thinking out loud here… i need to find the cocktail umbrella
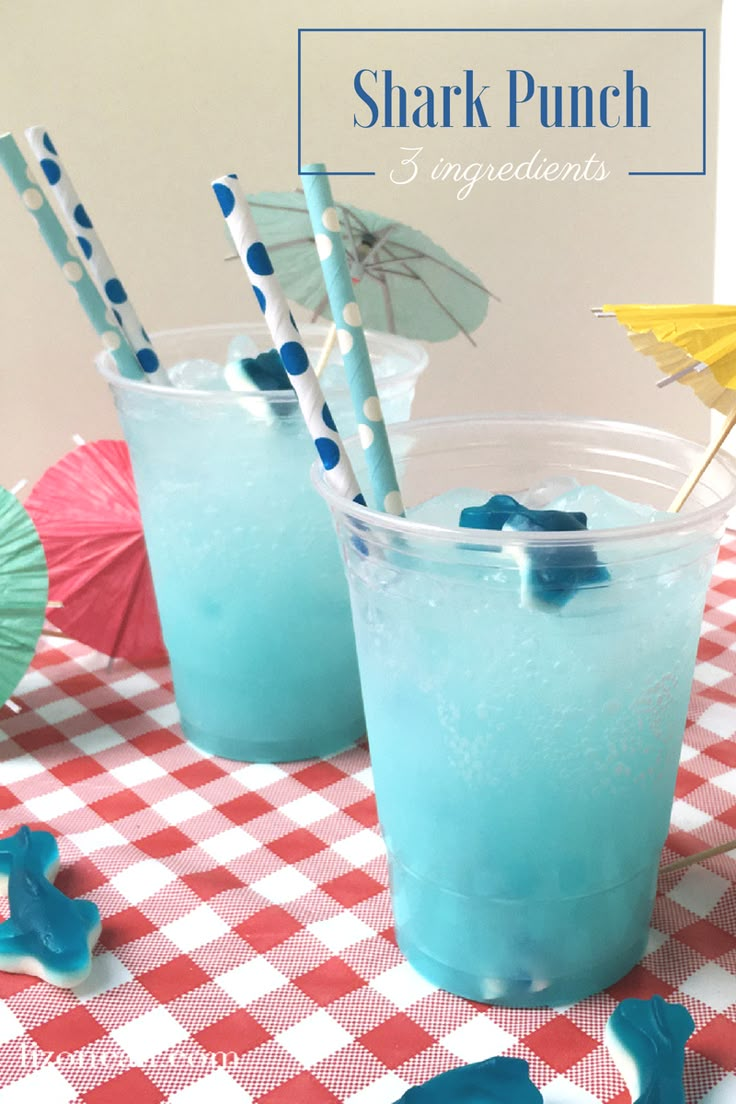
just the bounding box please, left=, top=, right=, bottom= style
left=596, top=304, right=736, bottom=512
left=600, top=304, right=736, bottom=412
left=227, top=190, right=493, bottom=344
left=25, top=440, right=166, bottom=664
left=0, top=488, right=48, bottom=705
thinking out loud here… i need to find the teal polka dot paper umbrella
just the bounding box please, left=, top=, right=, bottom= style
left=226, top=188, right=494, bottom=345
left=0, top=488, right=48, bottom=707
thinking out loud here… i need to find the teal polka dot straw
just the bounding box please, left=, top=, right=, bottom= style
left=24, top=126, right=163, bottom=379
left=211, top=173, right=366, bottom=506
left=302, top=164, right=405, bottom=517
left=0, top=133, right=142, bottom=381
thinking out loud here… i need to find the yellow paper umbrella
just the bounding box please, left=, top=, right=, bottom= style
left=597, top=304, right=736, bottom=511
left=601, top=304, right=736, bottom=414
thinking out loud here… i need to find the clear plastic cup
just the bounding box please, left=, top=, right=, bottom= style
left=98, top=322, right=426, bottom=762
left=313, top=414, right=736, bottom=1005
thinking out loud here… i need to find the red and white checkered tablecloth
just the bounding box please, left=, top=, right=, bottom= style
left=3, top=544, right=736, bottom=1104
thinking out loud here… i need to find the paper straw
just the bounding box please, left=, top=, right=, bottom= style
left=0, top=133, right=143, bottom=381
left=302, top=164, right=404, bottom=517
left=211, top=173, right=365, bottom=506
left=25, top=126, right=162, bottom=377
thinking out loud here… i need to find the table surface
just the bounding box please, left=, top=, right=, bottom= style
left=3, top=547, right=736, bottom=1104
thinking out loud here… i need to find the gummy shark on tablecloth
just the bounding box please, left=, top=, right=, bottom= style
left=0, top=825, right=101, bottom=988
left=390, top=996, right=694, bottom=1103
left=392, top=1056, right=543, bottom=1102
left=459, top=493, right=610, bottom=609
left=0, top=825, right=60, bottom=893
left=605, top=994, right=695, bottom=1104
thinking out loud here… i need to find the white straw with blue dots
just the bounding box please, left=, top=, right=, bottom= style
left=0, top=132, right=143, bottom=381
left=24, top=126, right=164, bottom=381
left=211, top=173, right=366, bottom=506
left=303, top=165, right=405, bottom=517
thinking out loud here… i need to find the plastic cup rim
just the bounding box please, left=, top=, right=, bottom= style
left=96, top=320, right=428, bottom=403
left=311, top=412, right=736, bottom=548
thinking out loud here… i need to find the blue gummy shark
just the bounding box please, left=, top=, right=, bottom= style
left=0, top=825, right=101, bottom=988
left=605, top=994, right=695, bottom=1104
left=238, top=349, right=292, bottom=389
left=232, top=349, right=295, bottom=419
left=0, top=826, right=59, bottom=892
left=459, top=493, right=610, bottom=608
left=393, top=1056, right=543, bottom=1103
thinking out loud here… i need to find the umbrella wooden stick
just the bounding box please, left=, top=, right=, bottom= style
left=661, top=837, right=736, bottom=874
left=225, top=266, right=338, bottom=378
left=314, top=323, right=337, bottom=378
left=669, top=406, right=736, bottom=512
left=379, top=277, right=396, bottom=333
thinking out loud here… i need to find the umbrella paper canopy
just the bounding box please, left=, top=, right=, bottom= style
left=603, top=304, right=736, bottom=414
left=25, top=440, right=166, bottom=664
left=236, top=190, right=493, bottom=344
left=0, top=488, right=48, bottom=704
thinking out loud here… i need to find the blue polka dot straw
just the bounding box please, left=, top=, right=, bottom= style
left=24, top=126, right=164, bottom=380
left=211, top=173, right=366, bottom=506
left=0, top=133, right=142, bottom=381
left=302, top=164, right=405, bottom=517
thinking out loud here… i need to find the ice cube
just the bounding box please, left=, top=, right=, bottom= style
left=168, top=359, right=227, bottom=390
left=408, top=488, right=492, bottom=528
left=548, top=485, right=673, bottom=530
left=226, top=333, right=259, bottom=363
left=317, top=358, right=343, bottom=391
left=519, top=476, right=581, bottom=509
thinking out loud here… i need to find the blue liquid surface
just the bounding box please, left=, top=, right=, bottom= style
left=345, top=486, right=717, bottom=1005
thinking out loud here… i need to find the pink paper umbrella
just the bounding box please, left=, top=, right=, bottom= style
left=25, top=440, right=166, bottom=664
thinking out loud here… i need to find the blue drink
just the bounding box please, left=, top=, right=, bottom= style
left=99, top=323, right=426, bottom=762
left=316, top=416, right=736, bottom=1005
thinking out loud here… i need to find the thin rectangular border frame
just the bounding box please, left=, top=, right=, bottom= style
left=297, top=27, right=707, bottom=178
